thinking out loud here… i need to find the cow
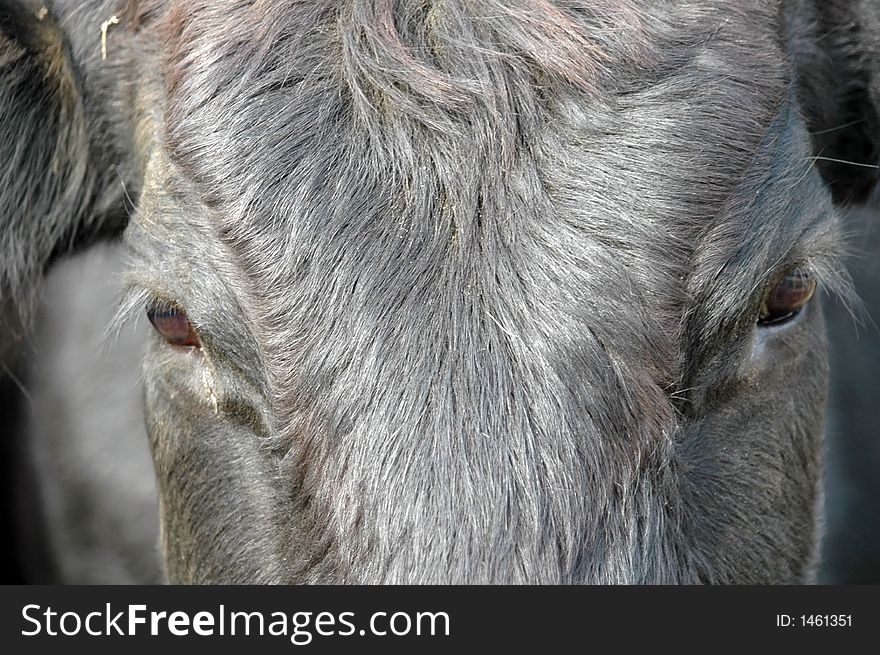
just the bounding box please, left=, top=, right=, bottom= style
left=1, top=0, right=878, bottom=583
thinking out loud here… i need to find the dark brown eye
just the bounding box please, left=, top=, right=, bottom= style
left=758, top=267, right=817, bottom=326
left=146, top=305, right=202, bottom=349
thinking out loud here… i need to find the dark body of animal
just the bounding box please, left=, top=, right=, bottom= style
left=1, top=0, right=878, bottom=583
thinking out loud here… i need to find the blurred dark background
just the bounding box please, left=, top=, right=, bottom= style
left=820, top=205, right=880, bottom=584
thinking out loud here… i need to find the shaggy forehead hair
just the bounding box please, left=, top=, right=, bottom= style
left=129, top=0, right=824, bottom=582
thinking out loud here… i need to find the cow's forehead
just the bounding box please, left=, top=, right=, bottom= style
left=157, top=1, right=788, bottom=199
left=160, top=17, right=784, bottom=242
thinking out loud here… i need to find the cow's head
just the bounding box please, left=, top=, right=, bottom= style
left=2, top=0, right=875, bottom=583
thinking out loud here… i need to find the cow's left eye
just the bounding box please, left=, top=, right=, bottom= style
left=146, top=305, right=202, bottom=349
left=758, top=267, right=817, bottom=326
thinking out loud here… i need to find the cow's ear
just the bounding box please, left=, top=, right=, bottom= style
left=789, top=0, right=880, bottom=205
left=1, top=2, right=99, bottom=349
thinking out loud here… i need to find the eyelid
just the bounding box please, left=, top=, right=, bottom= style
left=146, top=303, right=203, bottom=349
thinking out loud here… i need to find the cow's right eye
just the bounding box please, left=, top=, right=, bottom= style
left=146, top=305, right=202, bottom=349
left=757, top=267, right=817, bottom=327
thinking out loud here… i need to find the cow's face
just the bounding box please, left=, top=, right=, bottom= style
left=124, top=1, right=849, bottom=583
